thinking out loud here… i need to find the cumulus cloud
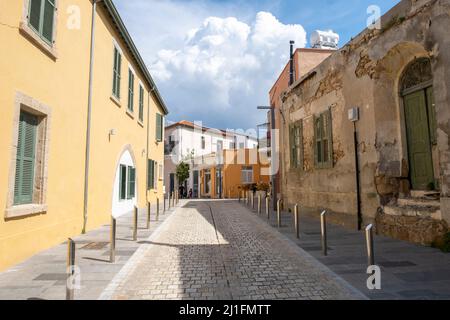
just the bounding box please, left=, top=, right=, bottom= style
left=150, top=11, right=307, bottom=130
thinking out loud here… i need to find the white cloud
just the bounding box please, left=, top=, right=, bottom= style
left=150, top=11, right=307, bottom=129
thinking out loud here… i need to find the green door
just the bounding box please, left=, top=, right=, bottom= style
left=404, top=90, right=434, bottom=190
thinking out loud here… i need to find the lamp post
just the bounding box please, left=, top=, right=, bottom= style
left=257, top=105, right=277, bottom=212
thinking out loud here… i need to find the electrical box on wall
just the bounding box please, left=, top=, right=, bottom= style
left=348, top=107, right=360, bottom=122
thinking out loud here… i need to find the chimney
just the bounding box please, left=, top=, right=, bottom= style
left=289, top=40, right=295, bottom=86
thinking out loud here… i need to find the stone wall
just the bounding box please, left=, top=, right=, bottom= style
left=279, top=0, right=450, bottom=242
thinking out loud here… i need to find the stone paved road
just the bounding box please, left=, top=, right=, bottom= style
left=105, top=200, right=365, bottom=300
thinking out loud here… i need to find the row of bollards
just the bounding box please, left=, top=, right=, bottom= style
left=238, top=195, right=376, bottom=268
left=66, top=194, right=179, bottom=300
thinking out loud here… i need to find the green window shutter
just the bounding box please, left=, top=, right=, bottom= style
left=28, top=0, right=55, bottom=44
left=127, top=166, right=136, bottom=199
left=139, top=86, right=144, bottom=122
left=119, top=164, right=127, bottom=200
left=113, top=47, right=122, bottom=98
left=289, top=124, right=295, bottom=168
left=296, top=121, right=304, bottom=170
left=128, top=70, right=134, bottom=112
left=324, top=109, right=333, bottom=168
left=14, top=112, right=38, bottom=205
left=156, top=114, right=163, bottom=142
left=313, top=115, right=320, bottom=168
left=148, top=160, right=155, bottom=190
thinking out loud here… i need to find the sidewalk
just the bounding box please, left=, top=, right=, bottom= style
left=0, top=200, right=182, bottom=300
left=243, top=198, right=450, bottom=300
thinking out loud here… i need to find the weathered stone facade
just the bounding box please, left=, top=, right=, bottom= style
left=280, top=0, right=450, bottom=245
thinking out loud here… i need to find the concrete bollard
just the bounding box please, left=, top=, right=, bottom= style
left=321, top=211, right=327, bottom=256
left=294, top=204, right=300, bottom=239
left=66, top=238, right=76, bottom=300
left=365, top=224, right=375, bottom=267
left=110, top=217, right=116, bottom=263
left=133, top=206, right=138, bottom=241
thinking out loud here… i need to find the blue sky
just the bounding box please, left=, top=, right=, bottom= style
left=114, top=0, right=400, bottom=130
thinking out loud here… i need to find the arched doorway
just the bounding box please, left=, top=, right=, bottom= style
left=401, top=58, right=437, bottom=191
left=112, top=146, right=138, bottom=218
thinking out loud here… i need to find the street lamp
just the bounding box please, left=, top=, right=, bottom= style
left=257, top=105, right=277, bottom=211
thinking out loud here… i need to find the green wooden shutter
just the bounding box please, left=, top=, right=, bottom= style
left=296, top=121, right=304, bottom=170
left=313, top=115, right=320, bottom=168
left=28, top=0, right=42, bottom=32
left=28, top=0, right=55, bottom=44
left=128, top=70, right=134, bottom=112
left=289, top=124, right=295, bottom=168
left=156, top=114, right=163, bottom=142
left=139, top=86, right=144, bottom=122
left=148, top=160, right=155, bottom=190
left=324, top=109, right=333, bottom=168
left=119, top=164, right=127, bottom=200
left=113, top=47, right=122, bottom=98
left=127, top=166, right=136, bottom=199
left=14, top=112, right=38, bottom=205
left=42, top=0, right=55, bottom=43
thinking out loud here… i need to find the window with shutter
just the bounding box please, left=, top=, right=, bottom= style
left=314, top=109, right=333, bottom=169
left=289, top=120, right=303, bottom=169
left=14, top=112, right=38, bottom=205
left=112, top=46, right=122, bottom=98
left=127, top=166, right=136, bottom=199
left=128, top=69, right=135, bottom=112
left=119, top=164, right=127, bottom=200
left=28, top=0, right=56, bottom=45
left=154, top=161, right=158, bottom=189
left=147, top=159, right=155, bottom=190
left=156, top=114, right=163, bottom=142
left=138, top=85, right=144, bottom=122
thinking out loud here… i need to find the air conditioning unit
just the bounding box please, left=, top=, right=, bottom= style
left=310, top=30, right=339, bottom=50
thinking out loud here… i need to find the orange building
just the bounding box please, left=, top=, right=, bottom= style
left=194, top=149, right=270, bottom=199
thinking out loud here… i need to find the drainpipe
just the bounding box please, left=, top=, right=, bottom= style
left=289, top=40, right=295, bottom=86
left=353, top=121, right=363, bottom=230
left=82, top=0, right=101, bottom=233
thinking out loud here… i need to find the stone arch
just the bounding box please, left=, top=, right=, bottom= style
left=111, top=144, right=139, bottom=218
left=372, top=41, right=432, bottom=198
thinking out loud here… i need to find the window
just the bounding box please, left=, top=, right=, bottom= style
left=28, top=0, right=56, bottom=45
left=127, top=69, right=135, bottom=112
left=217, top=140, right=223, bottom=152
left=147, top=159, right=156, bottom=190
left=155, top=114, right=163, bottom=142
left=127, top=166, right=136, bottom=199
left=119, top=165, right=127, bottom=200
left=138, top=85, right=144, bottom=122
left=314, top=109, right=333, bottom=169
left=239, top=142, right=245, bottom=149
left=201, top=136, right=206, bottom=149
left=230, top=142, right=236, bottom=149
left=14, top=111, right=38, bottom=205
left=289, top=120, right=303, bottom=169
left=241, top=166, right=253, bottom=184
left=112, top=46, right=122, bottom=98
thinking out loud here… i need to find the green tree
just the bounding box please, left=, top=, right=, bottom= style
left=176, top=161, right=190, bottom=185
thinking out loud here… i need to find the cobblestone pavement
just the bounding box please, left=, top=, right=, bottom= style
left=106, top=200, right=365, bottom=300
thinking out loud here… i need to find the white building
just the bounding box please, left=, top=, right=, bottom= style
left=164, top=120, right=258, bottom=197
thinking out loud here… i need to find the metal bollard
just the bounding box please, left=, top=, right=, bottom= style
left=157, top=198, right=160, bottom=221
left=294, top=204, right=300, bottom=239
left=277, top=199, right=282, bottom=228
left=365, top=224, right=375, bottom=267
left=238, top=191, right=241, bottom=203
left=66, top=238, right=76, bottom=300
left=147, top=202, right=151, bottom=229
left=251, top=193, right=255, bottom=210
left=321, top=211, right=327, bottom=256
left=133, top=206, right=138, bottom=241
left=164, top=195, right=166, bottom=213
left=110, top=217, right=116, bottom=263
left=266, top=196, right=270, bottom=220
left=258, top=194, right=261, bottom=215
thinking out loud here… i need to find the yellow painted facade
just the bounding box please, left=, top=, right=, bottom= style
left=0, top=0, right=168, bottom=271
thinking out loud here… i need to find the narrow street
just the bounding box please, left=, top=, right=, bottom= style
left=104, top=200, right=364, bottom=300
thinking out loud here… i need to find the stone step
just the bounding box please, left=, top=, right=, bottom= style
left=383, top=205, right=441, bottom=220
left=410, top=190, right=440, bottom=199
left=397, top=197, right=440, bottom=209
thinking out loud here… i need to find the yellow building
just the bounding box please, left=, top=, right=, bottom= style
left=0, top=0, right=168, bottom=271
